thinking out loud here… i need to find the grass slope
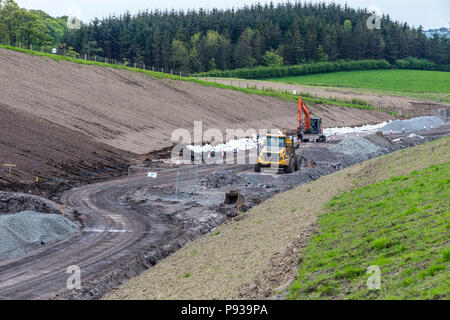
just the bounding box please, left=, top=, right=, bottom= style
left=290, top=163, right=450, bottom=300
left=0, top=45, right=388, bottom=113
left=106, top=137, right=449, bottom=300
left=267, top=70, right=450, bottom=103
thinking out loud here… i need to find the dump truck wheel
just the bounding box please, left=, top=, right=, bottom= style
left=284, top=158, right=294, bottom=174
left=254, top=164, right=261, bottom=172
left=294, top=155, right=300, bottom=171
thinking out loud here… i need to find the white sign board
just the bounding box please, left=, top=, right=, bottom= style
left=293, top=90, right=297, bottom=95
left=148, top=172, right=157, bottom=178
left=52, top=48, right=57, bottom=54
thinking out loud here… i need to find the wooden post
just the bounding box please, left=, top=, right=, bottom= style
left=179, top=71, right=182, bottom=77
left=171, top=69, right=173, bottom=75
left=94, top=56, right=97, bottom=62
left=3, top=164, right=16, bottom=175
left=30, top=44, right=32, bottom=51
left=84, top=54, right=87, bottom=61
left=143, top=64, right=145, bottom=70
left=19, top=42, right=22, bottom=48
left=64, top=48, right=66, bottom=56
left=134, top=62, right=136, bottom=68
left=152, top=66, right=154, bottom=71
left=162, top=67, right=164, bottom=73
left=41, top=46, right=44, bottom=53
left=7, top=39, right=10, bottom=46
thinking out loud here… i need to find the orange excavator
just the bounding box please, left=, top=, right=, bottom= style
left=297, top=97, right=326, bottom=143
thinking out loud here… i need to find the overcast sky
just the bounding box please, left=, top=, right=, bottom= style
left=16, top=0, right=450, bottom=29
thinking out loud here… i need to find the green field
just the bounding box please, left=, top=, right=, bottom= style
left=267, top=70, right=450, bottom=103
left=289, top=162, right=450, bottom=300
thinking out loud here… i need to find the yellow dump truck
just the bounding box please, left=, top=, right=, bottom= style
left=254, top=133, right=301, bottom=173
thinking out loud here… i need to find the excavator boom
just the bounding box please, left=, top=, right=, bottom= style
left=297, top=96, right=326, bottom=143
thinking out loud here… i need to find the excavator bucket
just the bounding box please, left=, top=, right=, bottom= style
left=224, top=190, right=245, bottom=210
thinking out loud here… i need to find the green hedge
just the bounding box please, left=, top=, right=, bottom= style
left=394, top=57, right=450, bottom=72
left=195, top=59, right=391, bottom=79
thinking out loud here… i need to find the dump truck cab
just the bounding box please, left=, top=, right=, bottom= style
left=255, top=133, right=301, bottom=173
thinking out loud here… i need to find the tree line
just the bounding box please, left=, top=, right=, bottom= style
left=1, top=1, right=449, bottom=74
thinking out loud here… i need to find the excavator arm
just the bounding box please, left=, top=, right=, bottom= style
left=297, top=97, right=311, bottom=135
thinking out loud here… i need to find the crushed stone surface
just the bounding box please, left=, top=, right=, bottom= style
left=0, top=211, right=80, bottom=261
left=330, top=136, right=383, bottom=159
left=200, top=170, right=254, bottom=189
left=381, top=116, right=443, bottom=133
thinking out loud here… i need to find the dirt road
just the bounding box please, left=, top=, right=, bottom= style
left=0, top=164, right=245, bottom=300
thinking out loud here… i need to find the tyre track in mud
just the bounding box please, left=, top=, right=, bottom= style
left=0, top=164, right=247, bottom=300
left=0, top=126, right=448, bottom=300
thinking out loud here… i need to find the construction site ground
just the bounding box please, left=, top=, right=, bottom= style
left=1, top=124, right=448, bottom=300
left=0, top=48, right=449, bottom=300
left=0, top=48, right=399, bottom=193
left=106, top=134, right=449, bottom=300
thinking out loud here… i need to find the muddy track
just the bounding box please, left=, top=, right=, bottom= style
left=0, top=164, right=248, bottom=300
left=0, top=127, right=448, bottom=300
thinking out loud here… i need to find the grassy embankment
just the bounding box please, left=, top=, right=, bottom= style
left=106, top=137, right=449, bottom=300
left=0, top=44, right=392, bottom=114
left=266, top=69, right=450, bottom=103
left=290, top=161, right=449, bottom=300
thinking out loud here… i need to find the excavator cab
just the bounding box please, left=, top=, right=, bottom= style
left=297, top=97, right=326, bottom=143
left=310, top=117, right=323, bottom=135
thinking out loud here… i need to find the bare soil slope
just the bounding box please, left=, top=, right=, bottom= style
left=0, top=49, right=392, bottom=155
left=0, top=104, right=134, bottom=192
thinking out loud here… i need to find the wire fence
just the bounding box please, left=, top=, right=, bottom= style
left=0, top=41, right=191, bottom=77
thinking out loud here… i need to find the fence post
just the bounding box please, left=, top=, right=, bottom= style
left=30, top=44, right=32, bottom=51
left=152, top=66, right=154, bottom=71
left=175, top=170, right=180, bottom=197
left=171, top=69, right=173, bottom=75
left=41, top=46, right=44, bottom=53
left=134, top=62, right=136, bottom=68
left=64, top=49, right=66, bottom=56
left=94, top=56, right=97, bottom=62
left=194, top=166, right=198, bottom=195
left=19, top=43, right=22, bottom=48
left=162, top=67, right=164, bottom=73
left=84, top=54, right=87, bottom=61
left=143, top=64, right=145, bottom=70
left=7, top=39, right=10, bottom=46
left=179, top=71, right=182, bottom=77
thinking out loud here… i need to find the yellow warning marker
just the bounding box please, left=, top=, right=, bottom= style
left=36, top=176, right=39, bottom=183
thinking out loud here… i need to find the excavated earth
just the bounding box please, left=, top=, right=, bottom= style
left=1, top=47, right=395, bottom=199
left=65, top=128, right=446, bottom=301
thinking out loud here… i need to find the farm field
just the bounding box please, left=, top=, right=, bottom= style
left=266, top=70, right=450, bottom=103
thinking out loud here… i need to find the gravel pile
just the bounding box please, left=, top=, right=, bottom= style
left=331, top=136, right=383, bottom=159
left=200, top=170, right=252, bottom=189
left=0, top=211, right=80, bottom=261
left=381, top=116, right=442, bottom=133
left=0, top=192, right=63, bottom=215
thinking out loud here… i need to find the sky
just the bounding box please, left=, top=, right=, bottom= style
left=16, top=0, right=450, bottom=29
